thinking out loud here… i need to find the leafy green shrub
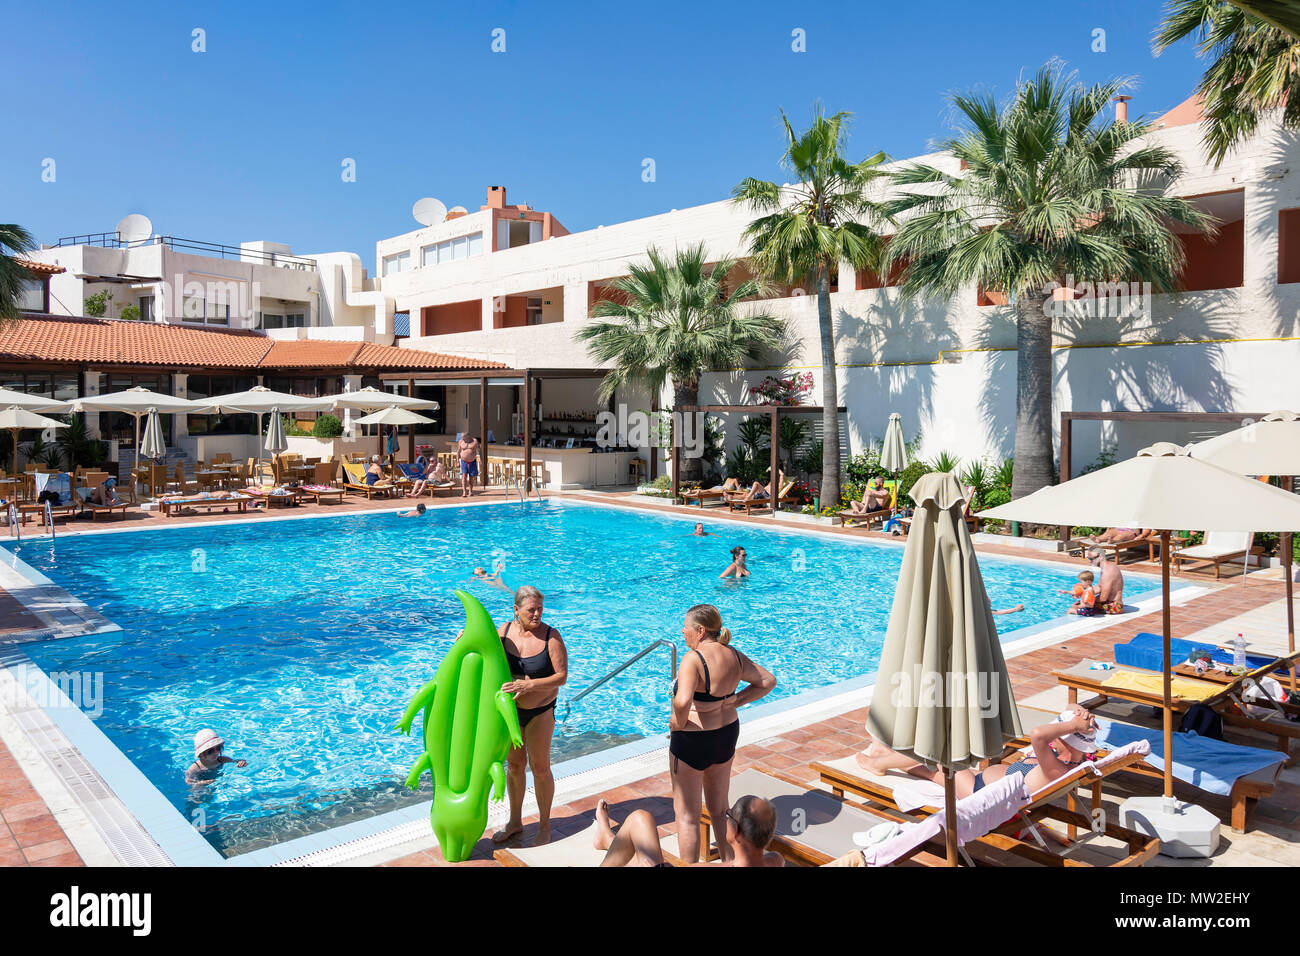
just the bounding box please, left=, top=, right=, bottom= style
left=797, top=440, right=823, bottom=479
left=84, top=291, right=113, bottom=317
left=55, top=414, right=106, bottom=470
left=119, top=304, right=141, bottom=321
left=979, top=485, right=1012, bottom=530
left=845, top=448, right=881, bottom=485
left=1079, top=445, right=1119, bottom=476
left=312, top=414, right=344, bottom=439
left=960, top=459, right=992, bottom=507
left=896, top=459, right=930, bottom=507
left=650, top=475, right=672, bottom=491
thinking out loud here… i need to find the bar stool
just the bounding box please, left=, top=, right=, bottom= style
left=628, top=457, right=646, bottom=486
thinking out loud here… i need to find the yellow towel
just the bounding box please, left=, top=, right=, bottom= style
left=1102, top=671, right=1217, bottom=701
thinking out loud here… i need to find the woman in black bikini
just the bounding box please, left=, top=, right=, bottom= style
left=670, top=604, right=776, bottom=863
left=493, top=585, right=568, bottom=847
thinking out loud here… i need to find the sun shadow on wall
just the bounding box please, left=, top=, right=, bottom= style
left=969, top=308, right=1016, bottom=459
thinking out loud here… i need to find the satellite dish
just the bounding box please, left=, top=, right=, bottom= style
left=116, top=213, right=153, bottom=245
left=446, top=205, right=468, bottom=219
left=412, top=198, right=447, bottom=227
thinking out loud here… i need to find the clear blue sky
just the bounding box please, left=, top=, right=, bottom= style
left=2, top=0, right=1208, bottom=271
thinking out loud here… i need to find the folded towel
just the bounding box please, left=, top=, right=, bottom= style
left=890, top=771, right=1029, bottom=845
left=1115, top=632, right=1274, bottom=673
left=1094, top=717, right=1284, bottom=796
left=1101, top=670, right=1218, bottom=701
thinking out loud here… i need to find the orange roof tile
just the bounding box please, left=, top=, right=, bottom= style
left=353, top=342, right=507, bottom=370
left=0, top=314, right=507, bottom=372
left=16, top=259, right=65, bottom=276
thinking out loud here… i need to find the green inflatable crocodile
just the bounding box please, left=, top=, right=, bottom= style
left=396, top=589, right=523, bottom=862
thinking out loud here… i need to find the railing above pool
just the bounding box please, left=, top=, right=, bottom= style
left=562, top=638, right=677, bottom=722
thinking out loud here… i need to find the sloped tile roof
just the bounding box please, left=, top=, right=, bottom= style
left=1, top=314, right=509, bottom=372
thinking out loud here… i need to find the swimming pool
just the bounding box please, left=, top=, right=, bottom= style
left=13, top=500, right=1155, bottom=857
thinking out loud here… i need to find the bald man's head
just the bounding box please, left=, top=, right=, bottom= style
left=730, top=795, right=777, bottom=850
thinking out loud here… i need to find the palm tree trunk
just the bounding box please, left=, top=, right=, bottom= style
left=1011, top=291, right=1055, bottom=500
left=674, top=378, right=704, bottom=484
left=816, top=264, right=840, bottom=506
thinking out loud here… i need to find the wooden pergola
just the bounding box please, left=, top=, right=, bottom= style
left=672, top=404, right=847, bottom=515
left=1058, top=410, right=1272, bottom=542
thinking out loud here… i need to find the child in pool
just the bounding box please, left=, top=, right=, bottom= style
left=185, top=729, right=247, bottom=785
left=473, top=563, right=513, bottom=593
left=398, top=503, right=427, bottom=517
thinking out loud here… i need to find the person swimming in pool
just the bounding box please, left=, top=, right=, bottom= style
left=185, top=728, right=247, bottom=786
left=692, top=522, right=713, bottom=537
left=494, top=585, right=567, bottom=847
left=473, top=563, right=512, bottom=593
left=397, top=503, right=427, bottom=517
left=719, top=546, right=750, bottom=579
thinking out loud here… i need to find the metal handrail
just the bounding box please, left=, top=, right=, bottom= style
left=8, top=502, right=19, bottom=540
left=45, top=500, right=54, bottom=541
left=561, top=639, right=677, bottom=721
left=508, top=475, right=544, bottom=503
left=52, top=233, right=317, bottom=270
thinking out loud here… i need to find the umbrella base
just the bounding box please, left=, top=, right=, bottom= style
left=1119, top=796, right=1220, bottom=858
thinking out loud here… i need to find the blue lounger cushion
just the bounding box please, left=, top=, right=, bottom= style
left=1095, top=717, right=1284, bottom=796
left=1114, top=632, right=1275, bottom=673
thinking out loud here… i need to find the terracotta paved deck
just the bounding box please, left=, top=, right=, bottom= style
left=0, top=739, right=83, bottom=867
left=1, top=486, right=1294, bottom=866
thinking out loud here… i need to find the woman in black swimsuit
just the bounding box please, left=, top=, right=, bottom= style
left=493, top=585, right=568, bottom=847
left=670, top=604, right=776, bottom=863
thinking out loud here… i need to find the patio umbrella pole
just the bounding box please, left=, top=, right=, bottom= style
left=1286, top=530, right=1295, bottom=696
left=133, top=413, right=141, bottom=502
left=1161, top=529, right=1174, bottom=803
left=943, top=767, right=958, bottom=866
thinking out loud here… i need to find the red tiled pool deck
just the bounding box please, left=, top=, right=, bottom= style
left=1, top=486, right=1296, bottom=866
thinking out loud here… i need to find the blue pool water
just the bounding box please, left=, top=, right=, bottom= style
left=13, top=500, right=1155, bottom=856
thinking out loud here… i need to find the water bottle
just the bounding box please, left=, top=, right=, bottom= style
left=1233, top=633, right=1248, bottom=670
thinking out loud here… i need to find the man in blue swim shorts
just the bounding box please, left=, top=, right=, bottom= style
left=458, top=434, right=480, bottom=498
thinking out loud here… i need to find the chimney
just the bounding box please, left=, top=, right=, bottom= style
left=487, top=185, right=507, bottom=209
left=1114, top=95, right=1132, bottom=124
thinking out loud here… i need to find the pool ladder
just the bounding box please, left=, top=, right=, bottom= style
left=509, top=475, right=543, bottom=503
left=561, top=639, right=677, bottom=722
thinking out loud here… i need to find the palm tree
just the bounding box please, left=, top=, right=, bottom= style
left=733, top=106, right=889, bottom=506
left=577, top=243, right=786, bottom=483
left=1156, top=0, right=1300, bottom=165
left=885, top=66, right=1214, bottom=500
left=1224, top=1, right=1300, bottom=37
left=0, top=224, right=38, bottom=323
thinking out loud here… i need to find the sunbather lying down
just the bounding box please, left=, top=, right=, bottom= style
left=726, top=472, right=784, bottom=503
left=1083, top=527, right=1153, bottom=545
left=855, top=705, right=1098, bottom=799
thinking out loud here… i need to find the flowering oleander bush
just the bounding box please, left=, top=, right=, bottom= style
left=749, top=372, right=814, bottom=406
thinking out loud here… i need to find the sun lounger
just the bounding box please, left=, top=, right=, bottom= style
left=837, top=481, right=897, bottom=528
left=1055, top=658, right=1300, bottom=760
left=726, top=479, right=798, bottom=515
left=296, top=484, right=346, bottom=505
left=1069, top=531, right=1159, bottom=563
left=70, top=484, right=131, bottom=520
left=1173, top=531, right=1262, bottom=578
left=811, top=740, right=1158, bottom=864
left=1011, top=703, right=1282, bottom=832
left=159, top=492, right=253, bottom=517
left=682, top=486, right=734, bottom=508
left=341, top=461, right=396, bottom=499
left=239, top=486, right=301, bottom=508
left=703, top=767, right=1158, bottom=866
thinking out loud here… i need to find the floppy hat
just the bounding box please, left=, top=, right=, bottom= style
left=194, top=728, right=225, bottom=757
left=1054, top=710, right=1098, bottom=754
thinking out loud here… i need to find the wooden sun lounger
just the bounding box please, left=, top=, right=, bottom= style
left=681, top=488, right=732, bottom=508
left=1068, top=532, right=1160, bottom=563
left=725, top=480, right=798, bottom=516
left=836, top=505, right=890, bottom=528
left=340, top=463, right=398, bottom=499
left=295, top=486, right=346, bottom=505
left=702, top=767, right=1156, bottom=867
left=159, top=494, right=253, bottom=517
left=17, top=502, right=77, bottom=526
left=1054, top=658, right=1300, bottom=762
left=70, top=486, right=131, bottom=521
left=1173, top=531, right=1262, bottom=578
left=810, top=743, right=1158, bottom=865
left=1013, top=703, right=1280, bottom=832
